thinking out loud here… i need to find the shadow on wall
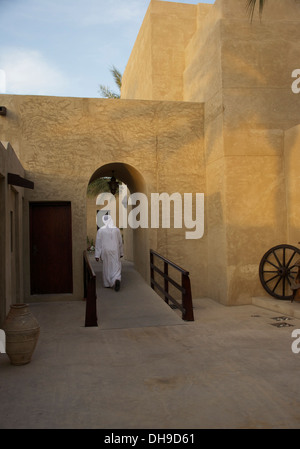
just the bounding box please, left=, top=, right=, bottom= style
left=187, top=3, right=300, bottom=304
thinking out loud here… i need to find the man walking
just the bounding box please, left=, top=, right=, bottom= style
left=95, top=214, right=123, bottom=291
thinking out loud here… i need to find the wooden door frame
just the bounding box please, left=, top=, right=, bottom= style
left=29, top=201, right=73, bottom=294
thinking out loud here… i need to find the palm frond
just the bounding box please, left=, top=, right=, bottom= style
left=98, top=84, right=120, bottom=99
left=98, top=66, right=122, bottom=99
left=110, top=65, right=122, bottom=90
left=246, top=0, right=266, bottom=21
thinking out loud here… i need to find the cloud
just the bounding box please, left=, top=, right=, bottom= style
left=0, top=47, right=68, bottom=96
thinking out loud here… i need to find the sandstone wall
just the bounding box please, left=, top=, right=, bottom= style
left=285, top=124, right=300, bottom=245
left=121, top=0, right=197, bottom=101
left=184, top=0, right=300, bottom=303
left=0, top=142, right=26, bottom=325
left=220, top=0, right=300, bottom=303
left=0, top=94, right=205, bottom=303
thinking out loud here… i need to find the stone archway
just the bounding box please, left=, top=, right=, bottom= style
left=86, top=162, right=150, bottom=281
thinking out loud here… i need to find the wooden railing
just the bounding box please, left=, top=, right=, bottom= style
left=150, top=249, right=194, bottom=321
left=83, top=250, right=98, bottom=327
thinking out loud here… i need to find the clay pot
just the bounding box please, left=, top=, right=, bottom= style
left=3, top=303, right=40, bottom=365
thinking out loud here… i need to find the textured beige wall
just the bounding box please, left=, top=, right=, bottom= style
left=122, top=0, right=227, bottom=302
left=120, top=0, right=300, bottom=305
left=123, top=0, right=300, bottom=304
left=183, top=0, right=300, bottom=304
left=285, top=124, right=300, bottom=245
left=184, top=2, right=227, bottom=303
left=220, top=0, right=300, bottom=303
left=0, top=94, right=205, bottom=303
left=219, top=0, right=300, bottom=21
left=122, top=0, right=197, bottom=101
left=0, top=142, right=25, bottom=326
left=184, top=3, right=220, bottom=103
left=121, top=5, right=153, bottom=100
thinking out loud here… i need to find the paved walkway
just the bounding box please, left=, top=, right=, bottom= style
left=1, top=259, right=300, bottom=429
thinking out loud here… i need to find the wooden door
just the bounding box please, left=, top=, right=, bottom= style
left=30, top=202, right=73, bottom=294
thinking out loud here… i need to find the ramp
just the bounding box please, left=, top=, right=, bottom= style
left=90, top=257, right=187, bottom=330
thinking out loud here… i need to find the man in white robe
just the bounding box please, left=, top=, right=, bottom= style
left=95, top=215, right=123, bottom=291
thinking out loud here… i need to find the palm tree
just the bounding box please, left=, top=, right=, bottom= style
left=87, top=176, right=121, bottom=198
left=87, top=178, right=111, bottom=197
left=98, top=65, right=122, bottom=99
left=246, top=0, right=266, bottom=20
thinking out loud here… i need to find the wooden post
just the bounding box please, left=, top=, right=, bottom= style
left=150, top=251, right=154, bottom=290
left=164, top=261, right=169, bottom=304
left=182, top=273, right=194, bottom=321
left=85, top=275, right=98, bottom=327
left=83, top=251, right=98, bottom=327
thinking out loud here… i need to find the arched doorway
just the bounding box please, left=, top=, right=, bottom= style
left=86, top=162, right=150, bottom=282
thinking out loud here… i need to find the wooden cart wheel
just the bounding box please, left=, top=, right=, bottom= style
left=259, top=244, right=300, bottom=300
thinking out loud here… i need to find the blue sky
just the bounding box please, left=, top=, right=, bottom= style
left=0, top=0, right=214, bottom=98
